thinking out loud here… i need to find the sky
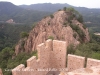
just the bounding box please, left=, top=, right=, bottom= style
left=0, top=0, right=100, bottom=8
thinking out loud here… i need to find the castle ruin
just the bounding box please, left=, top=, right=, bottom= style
left=0, top=39, right=100, bottom=75
left=12, top=39, right=67, bottom=75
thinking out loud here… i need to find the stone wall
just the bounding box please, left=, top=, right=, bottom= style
left=12, top=64, right=25, bottom=75
left=87, top=58, right=100, bottom=68
left=50, top=40, right=67, bottom=69
left=2, top=39, right=99, bottom=75
left=67, top=54, right=85, bottom=71
left=12, top=39, right=67, bottom=75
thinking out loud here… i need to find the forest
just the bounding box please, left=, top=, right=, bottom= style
left=0, top=23, right=37, bottom=75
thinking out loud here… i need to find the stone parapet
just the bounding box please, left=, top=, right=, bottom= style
left=67, top=54, right=85, bottom=71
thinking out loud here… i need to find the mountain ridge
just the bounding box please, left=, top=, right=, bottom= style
left=19, top=3, right=100, bottom=26
left=19, top=3, right=73, bottom=12
left=0, top=2, right=52, bottom=23
left=0, top=2, right=100, bottom=33
left=19, top=3, right=100, bottom=12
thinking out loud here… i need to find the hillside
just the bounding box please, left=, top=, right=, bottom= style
left=0, top=2, right=51, bottom=23
left=19, top=3, right=100, bottom=32
left=0, top=23, right=32, bottom=51
left=15, top=8, right=90, bottom=55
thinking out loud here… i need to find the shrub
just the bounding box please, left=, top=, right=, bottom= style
left=73, top=33, right=77, bottom=38
left=68, top=15, right=74, bottom=20
left=77, top=14, right=83, bottom=23
left=48, top=36, right=54, bottom=40
left=50, top=15, right=54, bottom=18
left=83, top=25, right=87, bottom=29
left=74, top=43, right=93, bottom=57
left=48, top=22, right=50, bottom=25
left=66, top=7, right=75, bottom=13
left=68, top=17, right=72, bottom=23
left=20, top=32, right=29, bottom=38
left=66, top=7, right=83, bottom=23
left=63, top=7, right=67, bottom=11
left=58, top=9, right=61, bottom=11
left=67, top=44, right=75, bottom=54
left=63, top=22, right=68, bottom=27
left=70, top=24, right=85, bottom=41
left=21, top=40, right=25, bottom=47
left=32, top=22, right=37, bottom=28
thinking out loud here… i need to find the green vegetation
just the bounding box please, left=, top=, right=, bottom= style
left=63, top=22, right=68, bottom=27
left=64, top=7, right=83, bottom=23
left=63, top=7, right=67, bottom=11
left=0, top=3, right=100, bottom=75
left=1, top=2, right=100, bottom=32
left=20, top=32, right=29, bottom=38
left=0, top=2, right=52, bottom=23
left=20, top=40, right=25, bottom=49
left=66, top=8, right=100, bottom=59
left=48, top=36, right=54, bottom=40
left=83, top=25, right=87, bottom=29
left=48, top=22, right=50, bottom=25
left=70, top=24, right=85, bottom=42
left=0, top=47, right=37, bottom=75
left=77, top=14, right=83, bottom=23
left=0, top=22, right=38, bottom=75
left=73, top=33, right=77, bottom=39
left=50, top=14, right=54, bottom=18
left=67, top=44, right=75, bottom=54
left=66, top=7, right=76, bottom=13
left=19, top=3, right=100, bottom=29
left=0, top=23, right=31, bottom=51
left=32, top=22, right=37, bottom=28
left=67, top=33, right=100, bottom=60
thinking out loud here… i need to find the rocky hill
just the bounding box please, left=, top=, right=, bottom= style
left=15, top=8, right=90, bottom=55
left=19, top=3, right=100, bottom=33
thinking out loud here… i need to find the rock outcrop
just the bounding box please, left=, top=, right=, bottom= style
left=15, top=10, right=90, bottom=55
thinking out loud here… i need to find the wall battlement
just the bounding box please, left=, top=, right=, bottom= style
left=67, top=54, right=85, bottom=71
left=12, top=39, right=67, bottom=75
left=1, top=40, right=100, bottom=75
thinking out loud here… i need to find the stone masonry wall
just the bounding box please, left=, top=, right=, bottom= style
left=67, top=54, right=85, bottom=71
left=87, top=58, right=100, bottom=68
left=9, top=40, right=100, bottom=75
left=50, top=40, right=67, bottom=69
left=12, top=39, right=67, bottom=75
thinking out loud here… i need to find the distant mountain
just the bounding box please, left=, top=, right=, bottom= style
left=0, top=2, right=22, bottom=21
left=19, top=3, right=73, bottom=12
left=19, top=3, right=100, bottom=22
left=0, top=2, right=100, bottom=32
left=0, top=2, right=22, bottom=13
left=0, top=2, right=51, bottom=23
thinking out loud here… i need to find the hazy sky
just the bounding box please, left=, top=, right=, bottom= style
left=0, top=0, right=100, bottom=8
